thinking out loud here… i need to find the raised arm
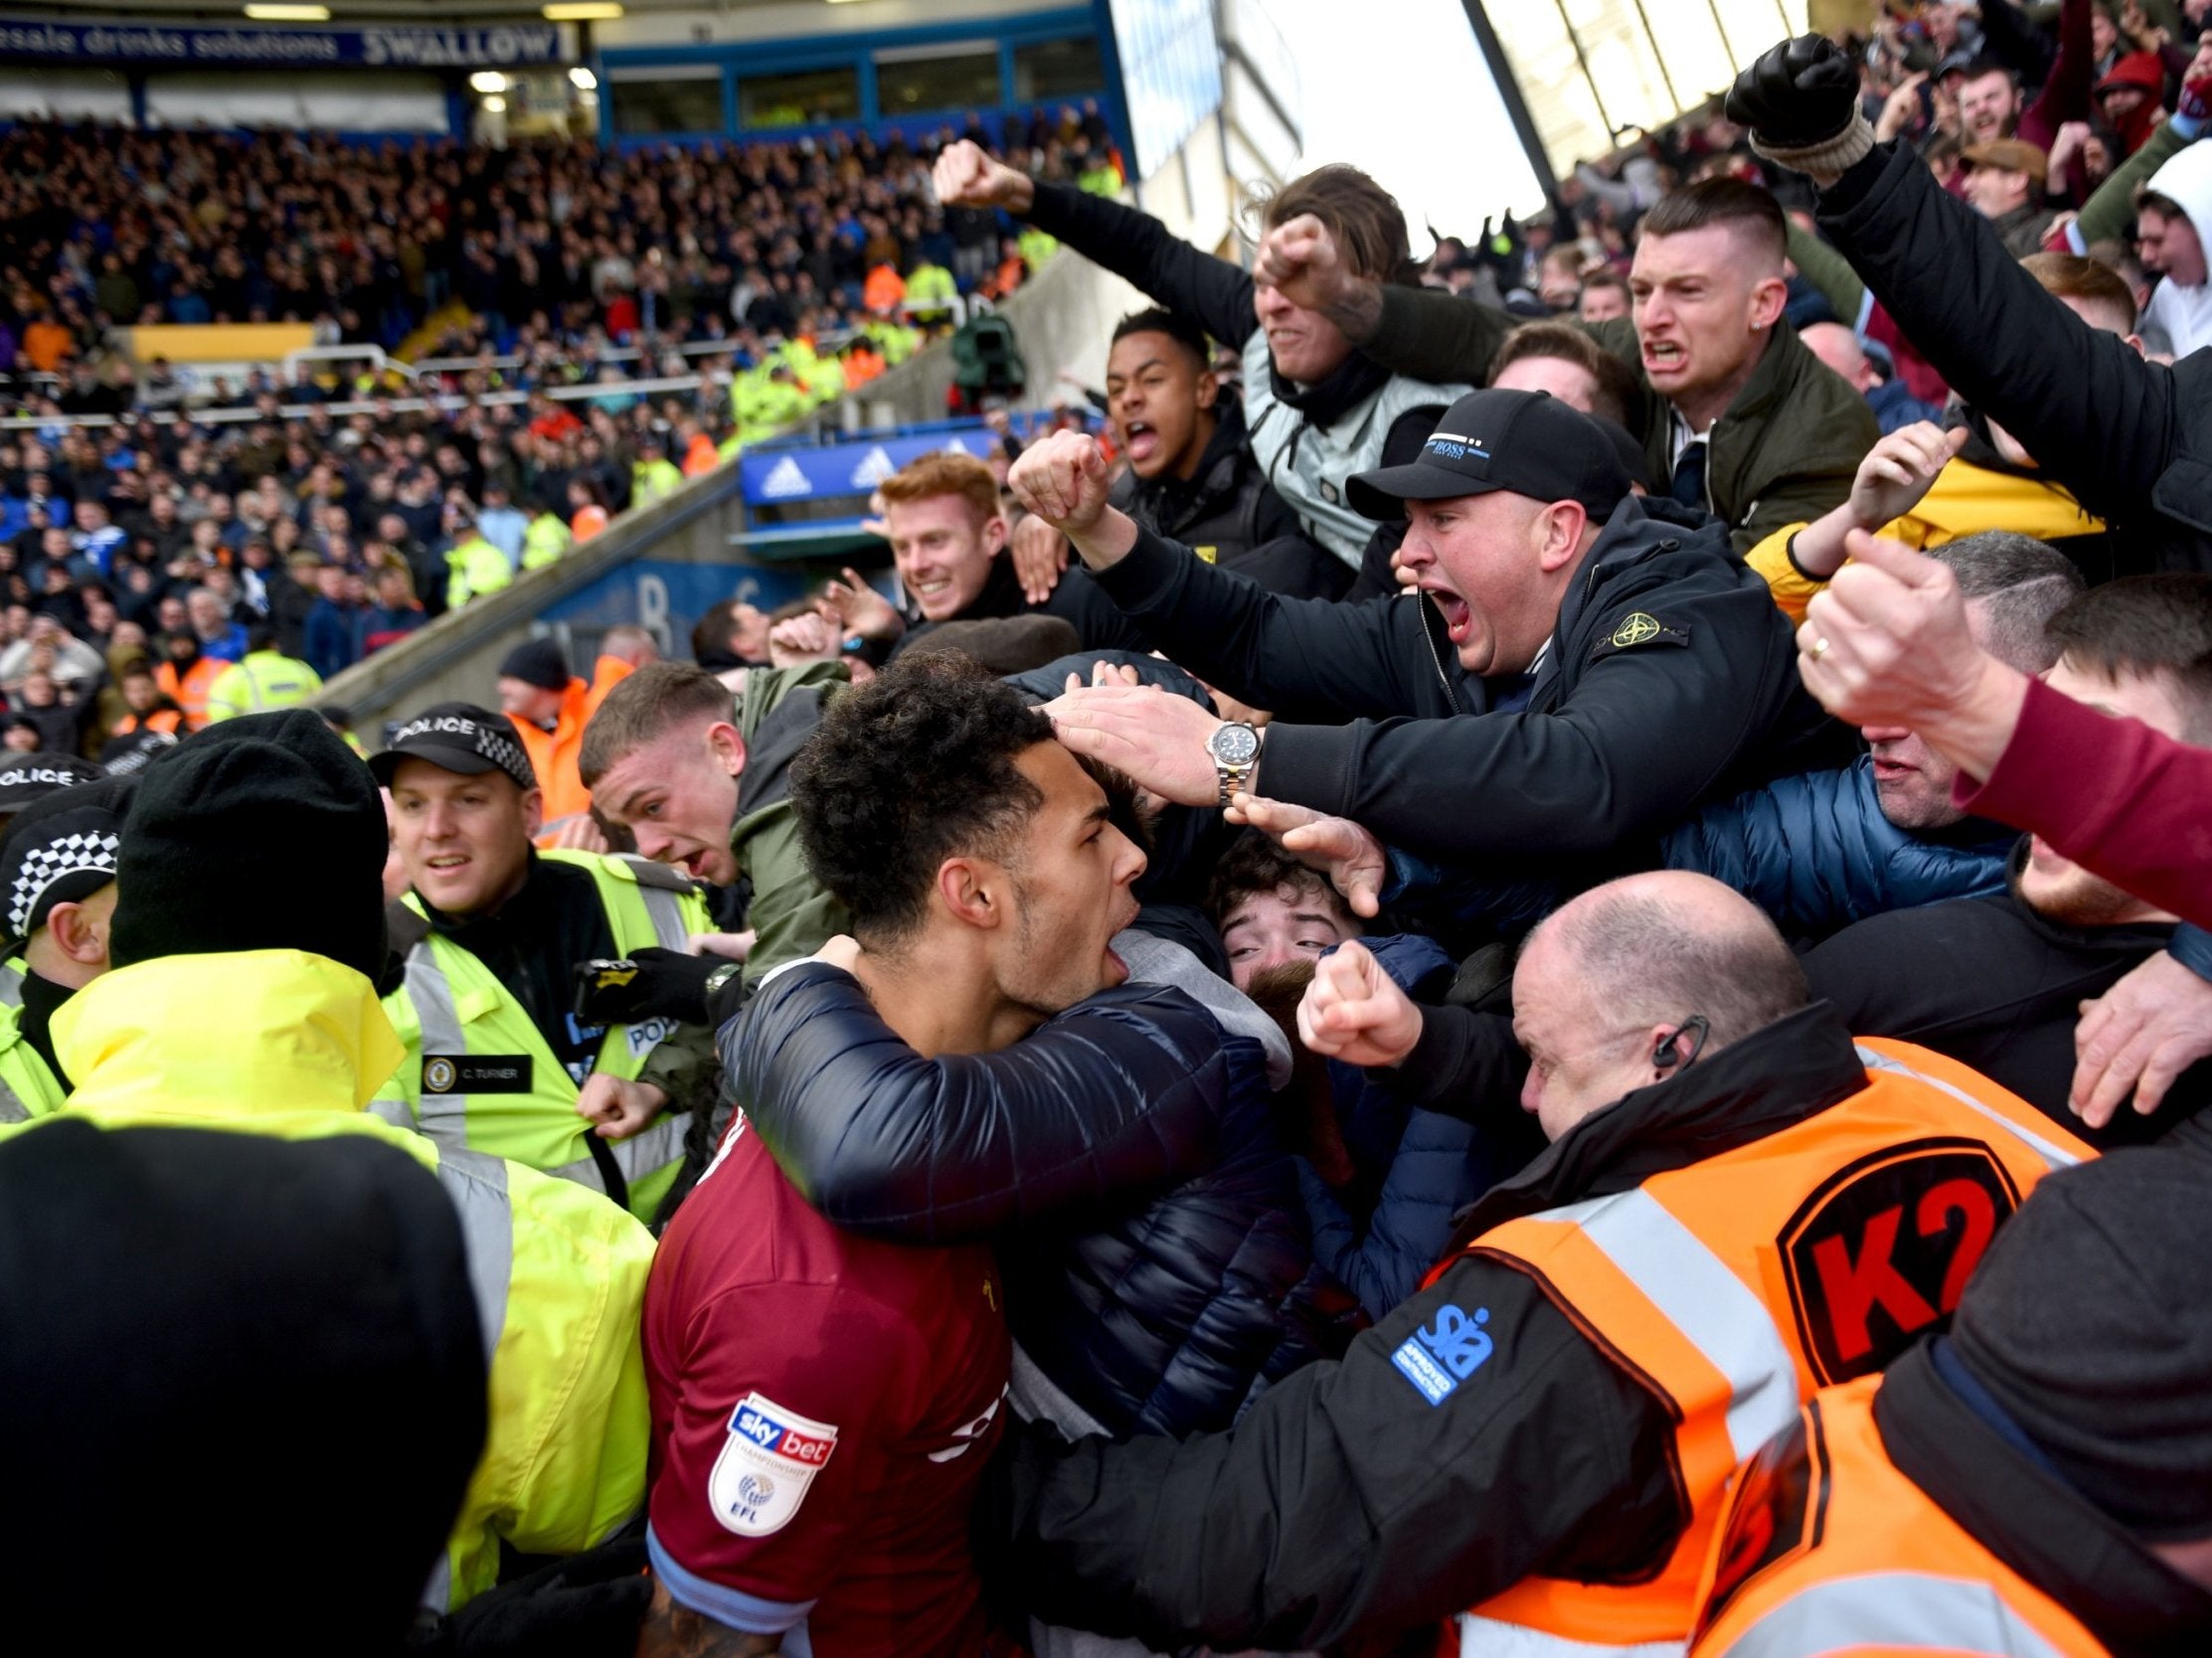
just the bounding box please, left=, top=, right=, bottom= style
left=933, top=139, right=1257, bottom=347
left=1729, top=35, right=2190, bottom=520
left=729, top=963, right=1238, bottom=1241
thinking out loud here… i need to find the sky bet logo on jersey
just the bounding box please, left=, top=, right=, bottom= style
left=1391, top=1302, right=1495, bottom=1406
left=710, top=1391, right=839, bottom=1537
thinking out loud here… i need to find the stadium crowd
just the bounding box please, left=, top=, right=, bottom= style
left=0, top=106, right=1121, bottom=754
left=7, top=5, right=2212, bottom=1657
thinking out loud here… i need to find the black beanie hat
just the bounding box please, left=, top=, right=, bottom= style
left=1951, top=1147, right=2212, bottom=1541
left=110, top=710, right=389, bottom=981
left=0, top=1119, right=484, bottom=1652
left=497, top=635, right=571, bottom=692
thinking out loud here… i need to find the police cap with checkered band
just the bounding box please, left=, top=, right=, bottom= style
left=0, top=773, right=134, bottom=946
left=1345, top=388, right=1634, bottom=523
left=368, top=703, right=537, bottom=793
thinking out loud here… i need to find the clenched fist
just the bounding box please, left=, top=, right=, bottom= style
left=1254, top=213, right=1361, bottom=317
left=1009, top=430, right=1115, bottom=538
left=932, top=139, right=1035, bottom=215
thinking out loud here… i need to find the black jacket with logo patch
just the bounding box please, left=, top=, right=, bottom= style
left=994, top=1004, right=1881, bottom=1653
left=1090, top=492, right=1848, bottom=867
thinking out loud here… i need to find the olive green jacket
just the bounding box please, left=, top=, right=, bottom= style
left=1358, top=286, right=1878, bottom=556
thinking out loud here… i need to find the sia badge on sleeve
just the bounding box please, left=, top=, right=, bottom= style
left=710, top=1391, right=839, bottom=1537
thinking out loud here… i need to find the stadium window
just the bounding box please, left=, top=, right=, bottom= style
left=606, top=67, right=722, bottom=136
left=738, top=66, right=861, bottom=130
left=1012, top=37, right=1105, bottom=102
left=874, top=46, right=1001, bottom=114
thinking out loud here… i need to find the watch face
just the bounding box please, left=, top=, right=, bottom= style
left=1210, top=723, right=1261, bottom=766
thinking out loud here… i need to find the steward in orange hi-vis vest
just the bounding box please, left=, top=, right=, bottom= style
left=995, top=1002, right=2094, bottom=1656
left=1690, top=1149, right=2212, bottom=1658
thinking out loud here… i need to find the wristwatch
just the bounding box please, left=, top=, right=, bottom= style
left=1206, top=721, right=1264, bottom=807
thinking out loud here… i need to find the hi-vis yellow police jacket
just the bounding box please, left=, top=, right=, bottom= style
left=46, top=948, right=655, bottom=1613
left=374, top=849, right=709, bottom=1221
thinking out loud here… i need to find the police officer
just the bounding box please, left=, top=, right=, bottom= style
left=371, top=702, right=713, bottom=1221
left=1690, top=1149, right=2212, bottom=1656
left=202, top=622, right=324, bottom=722
left=0, top=755, right=104, bottom=1009
left=0, top=774, right=128, bottom=1122
left=44, top=710, right=654, bottom=1613
left=1000, top=872, right=2094, bottom=1656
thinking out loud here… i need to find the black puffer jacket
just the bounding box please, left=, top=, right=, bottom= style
left=730, top=961, right=1338, bottom=1438
left=1817, top=138, right=2212, bottom=574
left=1092, top=494, right=1853, bottom=866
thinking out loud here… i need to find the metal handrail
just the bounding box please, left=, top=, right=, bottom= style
left=0, top=369, right=722, bottom=431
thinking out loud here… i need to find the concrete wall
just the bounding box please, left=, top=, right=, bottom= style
left=318, top=460, right=752, bottom=735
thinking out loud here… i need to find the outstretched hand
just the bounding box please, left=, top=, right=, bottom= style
left=2072, top=950, right=2212, bottom=1127
left=1228, top=793, right=1386, bottom=918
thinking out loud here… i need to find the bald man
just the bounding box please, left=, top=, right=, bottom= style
left=998, top=873, right=2089, bottom=1656
left=1800, top=319, right=1942, bottom=433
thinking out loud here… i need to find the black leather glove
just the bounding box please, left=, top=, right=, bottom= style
left=423, top=1528, right=652, bottom=1658
left=573, top=948, right=730, bottom=1027
left=1725, top=34, right=1874, bottom=178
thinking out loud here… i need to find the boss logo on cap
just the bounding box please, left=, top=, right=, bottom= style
left=1424, top=431, right=1491, bottom=462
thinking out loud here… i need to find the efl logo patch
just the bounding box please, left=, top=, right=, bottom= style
left=1390, top=1303, right=1494, bottom=1406
left=709, top=1392, right=839, bottom=1538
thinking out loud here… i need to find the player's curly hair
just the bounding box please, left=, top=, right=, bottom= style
left=789, top=653, right=1053, bottom=945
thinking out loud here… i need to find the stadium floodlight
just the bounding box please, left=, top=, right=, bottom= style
left=469, top=71, right=508, bottom=93
left=542, top=2, right=623, bottom=18
left=243, top=3, right=331, bottom=16
left=569, top=66, right=598, bottom=89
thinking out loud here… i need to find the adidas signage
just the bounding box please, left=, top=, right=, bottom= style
left=848, top=446, right=898, bottom=489
left=761, top=456, right=813, bottom=499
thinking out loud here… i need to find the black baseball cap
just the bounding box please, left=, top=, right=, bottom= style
left=369, top=703, right=537, bottom=792
left=1346, top=389, right=1634, bottom=523
left=98, top=728, right=179, bottom=778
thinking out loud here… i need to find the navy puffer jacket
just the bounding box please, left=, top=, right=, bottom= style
left=1659, top=755, right=2016, bottom=937
left=1300, top=933, right=1516, bottom=1320
left=730, top=960, right=1334, bottom=1439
